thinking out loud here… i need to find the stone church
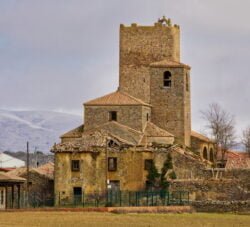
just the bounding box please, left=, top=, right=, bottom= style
left=52, top=17, right=214, bottom=204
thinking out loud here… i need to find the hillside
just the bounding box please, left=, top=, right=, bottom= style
left=0, top=110, right=82, bottom=152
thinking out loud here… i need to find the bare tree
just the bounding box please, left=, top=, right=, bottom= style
left=242, top=126, right=250, bottom=156
left=201, top=103, right=236, bottom=161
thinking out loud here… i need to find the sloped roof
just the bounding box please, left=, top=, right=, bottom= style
left=93, top=121, right=143, bottom=145
left=139, top=122, right=174, bottom=146
left=150, top=59, right=191, bottom=69
left=61, top=124, right=84, bottom=138
left=143, top=122, right=174, bottom=137
left=53, top=120, right=176, bottom=152
left=33, top=162, right=54, bottom=179
left=191, top=131, right=212, bottom=143
left=225, top=151, right=250, bottom=169
left=7, top=162, right=54, bottom=179
left=84, top=90, right=151, bottom=107
left=0, top=172, right=25, bottom=183
left=52, top=130, right=115, bottom=152
left=0, top=152, right=25, bottom=168
left=6, top=167, right=26, bottom=177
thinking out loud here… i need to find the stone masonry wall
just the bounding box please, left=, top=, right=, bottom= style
left=170, top=179, right=250, bottom=201
left=84, top=105, right=150, bottom=132
left=119, top=23, right=180, bottom=103
left=150, top=67, right=191, bottom=146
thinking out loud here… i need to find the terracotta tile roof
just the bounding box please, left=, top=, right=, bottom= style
left=53, top=120, right=176, bottom=152
left=52, top=130, right=120, bottom=153
left=191, top=131, right=213, bottom=143
left=150, top=59, right=191, bottom=69
left=87, top=121, right=143, bottom=145
left=139, top=122, right=174, bottom=146
left=7, top=162, right=54, bottom=179
left=61, top=124, right=84, bottom=138
left=143, top=122, right=174, bottom=137
left=33, top=162, right=54, bottom=179
left=84, top=90, right=151, bottom=107
left=0, top=172, right=25, bottom=182
left=225, top=151, right=250, bottom=169
left=6, top=167, right=26, bottom=177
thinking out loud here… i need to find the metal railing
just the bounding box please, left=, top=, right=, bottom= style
left=5, top=190, right=189, bottom=208
left=58, top=190, right=189, bottom=207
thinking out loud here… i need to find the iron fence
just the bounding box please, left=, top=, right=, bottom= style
left=58, top=190, right=189, bottom=207
left=5, top=190, right=189, bottom=208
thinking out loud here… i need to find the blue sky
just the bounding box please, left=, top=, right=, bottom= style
left=0, top=0, right=250, bottom=137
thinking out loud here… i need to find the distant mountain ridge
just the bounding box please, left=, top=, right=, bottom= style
left=0, top=110, right=82, bottom=152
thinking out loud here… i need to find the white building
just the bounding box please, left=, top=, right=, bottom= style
left=0, top=153, right=25, bottom=168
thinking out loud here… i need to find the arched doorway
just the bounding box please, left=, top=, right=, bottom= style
left=203, top=147, right=208, bottom=160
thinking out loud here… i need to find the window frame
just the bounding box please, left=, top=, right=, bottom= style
left=109, top=111, right=117, bottom=121
left=163, top=71, right=172, bottom=88
left=108, top=157, right=117, bottom=171
left=71, top=160, right=80, bottom=172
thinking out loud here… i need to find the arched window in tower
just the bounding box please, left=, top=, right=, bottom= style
left=203, top=147, right=208, bottom=160
left=163, top=71, right=171, bottom=87
left=186, top=73, right=189, bottom=92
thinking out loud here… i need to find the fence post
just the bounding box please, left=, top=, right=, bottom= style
left=82, top=191, right=85, bottom=207
left=119, top=191, right=122, bottom=207
left=180, top=191, right=182, bottom=205
left=58, top=192, right=61, bottom=206
left=147, top=191, right=149, bottom=206
left=110, top=190, right=112, bottom=207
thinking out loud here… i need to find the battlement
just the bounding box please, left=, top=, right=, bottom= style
left=120, top=16, right=180, bottom=29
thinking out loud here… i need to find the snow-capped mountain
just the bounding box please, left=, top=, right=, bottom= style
left=0, top=110, right=82, bottom=152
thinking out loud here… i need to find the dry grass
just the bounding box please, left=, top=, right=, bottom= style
left=0, top=212, right=249, bottom=227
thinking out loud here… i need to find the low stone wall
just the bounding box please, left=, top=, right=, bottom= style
left=170, top=179, right=250, bottom=201
left=192, top=200, right=250, bottom=213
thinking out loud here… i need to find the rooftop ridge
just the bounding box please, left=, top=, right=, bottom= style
left=84, top=90, right=151, bottom=107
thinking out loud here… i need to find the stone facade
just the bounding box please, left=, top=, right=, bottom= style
left=119, top=23, right=180, bottom=103
left=191, top=131, right=215, bottom=162
left=118, top=19, right=190, bottom=147
left=84, top=104, right=151, bottom=132
left=51, top=17, right=221, bottom=206
left=150, top=66, right=191, bottom=146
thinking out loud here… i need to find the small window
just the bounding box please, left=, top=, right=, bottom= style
left=186, top=73, right=189, bottom=92
left=144, top=159, right=153, bottom=171
left=146, top=113, right=149, bottom=121
left=108, top=139, right=119, bottom=148
left=71, top=160, right=80, bottom=171
left=109, top=111, right=117, bottom=121
left=108, top=157, right=117, bottom=171
left=163, top=71, right=171, bottom=87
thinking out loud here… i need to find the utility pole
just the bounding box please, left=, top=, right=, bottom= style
left=34, top=146, right=38, bottom=168
left=26, top=141, right=30, bottom=206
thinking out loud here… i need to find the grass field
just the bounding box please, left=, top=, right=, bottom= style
left=0, top=212, right=249, bottom=227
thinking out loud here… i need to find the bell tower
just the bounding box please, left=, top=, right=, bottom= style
left=149, top=61, right=191, bottom=147
left=119, top=17, right=191, bottom=147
